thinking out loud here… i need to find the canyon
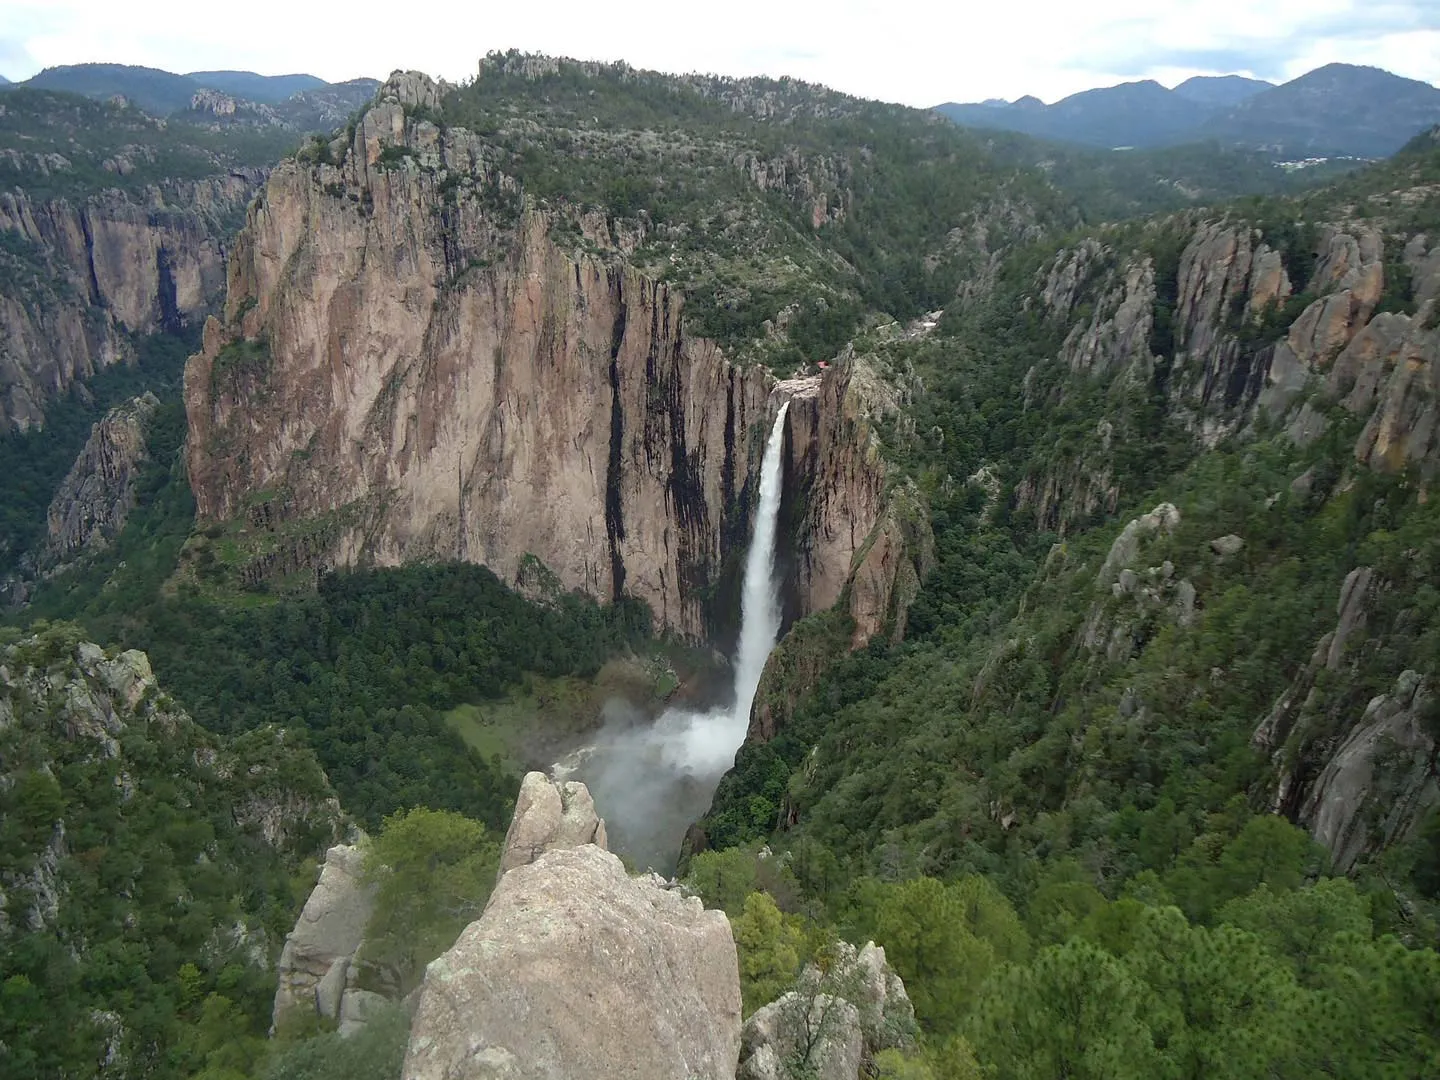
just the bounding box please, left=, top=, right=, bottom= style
left=182, top=72, right=911, bottom=644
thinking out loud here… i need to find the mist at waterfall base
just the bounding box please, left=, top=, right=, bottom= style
left=557, top=403, right=790, bottom=873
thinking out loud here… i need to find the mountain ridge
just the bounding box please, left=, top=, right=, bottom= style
left=1172, top=73, right=1274, bottom=105
left=6, top=61, right=376, bottom=116
left=937, top=61, right=1440, bottom=157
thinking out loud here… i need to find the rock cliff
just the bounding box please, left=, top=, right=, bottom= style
left=402, top=775, right=741, bottom=1079
left=1024, top=214, right=1440, bottom=536
left=0, top=174, right=260, bottom=432
left=41, top=392, right=159, bottom=567
left=183, top=72, right=888, bottom=639
left=1300, top=670, right=1437, bottom=873
left=1255, top=567, right=1439, bottom=872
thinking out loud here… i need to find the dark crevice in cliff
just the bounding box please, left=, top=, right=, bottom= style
left=721, top=372, right=738, bottom=524
left=652, top=296, right=717, bottom=643
left=1225, top=342, right=1274, bottom=411
left=156, top=246, right=182, bottom=334
left=605, top=278, right=628, bottom=602
left=78, top=209, right=104, bottom=308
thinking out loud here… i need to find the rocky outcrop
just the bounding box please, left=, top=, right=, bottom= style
left=734, top=148, right=851, bottom=229
left=1043, top=218, right=1440, bottom=481
left=402, top=842, right=742, bottom=1080
left=0, top=630, right=342, bottom=926
left=1255, top=569, right=1439, bottom=871
left=742, top=995, right=862, bottom=1080
left=1324, top=304, right=1440, bottom=475
left=0, top=628, right=343, bottom=1070
left=1081, top=503, right=1195, bottom=664
left=738, top=940, right=914, bottom=1080
left=1027, top=215, right=1440, bottom=556
left=1044, top=240, right=1156, bottom=378
left=497, top=770, right=607, bottom=876
left=40, top=392, right=159, bottom=567
left=1299, top=670, right=1438, bottom=873
left=1096, top=502, right=1181, bottom=587
left=271, top=843, right=377, bottom=1032
left=1165, top=224, right=1296, bottom=443
left=183, top=71, right=886, bottom=639
left=0, top=174, right=261, bottom=433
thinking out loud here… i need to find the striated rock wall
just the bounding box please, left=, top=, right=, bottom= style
left=1300, top=670, right=1437, bottom=873
left=1028, top=216, right=1440, bottom=544
left=184, top=72, right=887, bottom=639
left=0, top=173, right=261, bottom=433
left=42, top=392, right=159, bottom=566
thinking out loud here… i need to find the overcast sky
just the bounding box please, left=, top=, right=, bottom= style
left=1, top=0, right=1436, bottom=105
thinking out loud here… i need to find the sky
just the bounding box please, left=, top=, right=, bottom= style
left=0, top=0, right=1437, bottom=105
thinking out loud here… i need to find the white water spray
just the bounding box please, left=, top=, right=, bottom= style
left=558, top=401, right=791, bottom=870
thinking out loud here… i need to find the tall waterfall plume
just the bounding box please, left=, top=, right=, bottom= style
left=731, top=400, right=790, bottom=731
left=562, top=400, right=792, bottom=870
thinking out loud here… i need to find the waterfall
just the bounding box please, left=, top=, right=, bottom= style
left=731, top=400, right=790, bottom=729
left=557, top=399, right=791, bottom=871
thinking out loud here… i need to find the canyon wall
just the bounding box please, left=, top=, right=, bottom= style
left=0, top=173, right=260, bottom=432
left=184, top=73, right=889, bottom=639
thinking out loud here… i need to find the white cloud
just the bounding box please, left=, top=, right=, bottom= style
left=0, top=0, right=1435, bottom=105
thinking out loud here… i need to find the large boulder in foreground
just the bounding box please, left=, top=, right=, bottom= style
left=497, top=770, right=607, bottom=877
left=402, top=843, right=741, bottom=1080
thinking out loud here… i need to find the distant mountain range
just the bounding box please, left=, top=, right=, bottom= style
left=937, top=63, right=1440, bottom=158
left=2, top=63, right=376, bottom=118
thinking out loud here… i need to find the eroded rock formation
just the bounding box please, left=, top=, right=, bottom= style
left=739, top=940, right=914, bottom=1080
left=0, top=630, right=342, bottom=937
left=1255, top=568, right=1439, bottom=871
left=496, top=770, right=607, bottom=876
left=1300, top=670, right=1437, bottom=872
left=1081, top=502, right=1195, bottom=664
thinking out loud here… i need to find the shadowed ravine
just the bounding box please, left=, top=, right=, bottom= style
left=556, top=401, right=791, bottom=872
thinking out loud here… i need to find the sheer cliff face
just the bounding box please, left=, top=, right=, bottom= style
left=0, top=176, right=259, bottom=433
left=184, top=74, right=886, bottom=639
